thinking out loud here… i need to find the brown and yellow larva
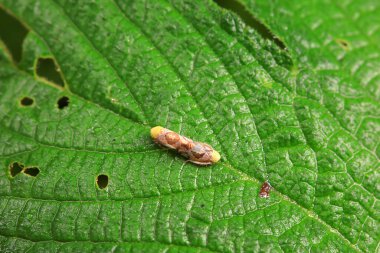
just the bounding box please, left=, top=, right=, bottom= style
left=151, top=126, right=221, bottom=165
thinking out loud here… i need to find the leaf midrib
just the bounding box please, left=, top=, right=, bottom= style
left=0, top=108, right=154, bottom=155
left=212, top=0, right=379, bottom=200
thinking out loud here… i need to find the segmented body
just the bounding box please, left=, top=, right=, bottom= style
left=151, top=126, right=220, bottom=165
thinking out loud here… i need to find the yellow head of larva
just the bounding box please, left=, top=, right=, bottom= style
left=150, top=126, right=164, bottom=139
left=211, top=150, right=221, bottom=163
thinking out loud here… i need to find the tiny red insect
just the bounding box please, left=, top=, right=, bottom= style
left=151, top=126, right=220, bottom=165
left=259, top=181, right=271, bottom=198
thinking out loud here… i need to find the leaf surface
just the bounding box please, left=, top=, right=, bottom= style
left=0, top=0, right=378, bottom=252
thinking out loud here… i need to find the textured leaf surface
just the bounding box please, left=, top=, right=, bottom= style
left=240, top=0, right=380, bottom=155
left=0, top=0, right=378, bottom=252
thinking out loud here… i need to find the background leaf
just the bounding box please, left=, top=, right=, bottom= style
left=0, top=0, right=378, bottom=252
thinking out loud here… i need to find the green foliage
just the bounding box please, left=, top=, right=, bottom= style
left=0, top=0, right=378, bottom=252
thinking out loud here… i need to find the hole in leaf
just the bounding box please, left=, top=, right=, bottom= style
left=335, top=39, right=350, bottom=51
left=23, top=167, right=40, bottom=177
left=96, top=174, right=109, bottom=189
left=0, top=7, right=28, bottom=63
left=36, top=58, right=65, bottom=87
left=20, top=96, right=34, bottom=106
left=57, top=96, right=69, bottom=109
left=9, top=162, right=24, bottom=177
left=213, top=0, right=286, bottom=49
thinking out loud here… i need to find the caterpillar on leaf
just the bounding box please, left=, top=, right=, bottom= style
left=151, top=126, right=221, bottom=165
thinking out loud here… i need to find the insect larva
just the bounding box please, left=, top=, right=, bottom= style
left=259, top=181, right=271, bottom=198
left=150, top=126, right=221, bottom=165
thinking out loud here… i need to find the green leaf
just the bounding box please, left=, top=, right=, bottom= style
left=0, top=0, right=378, bottom=252
left=237, top=0, right=380, bottom=152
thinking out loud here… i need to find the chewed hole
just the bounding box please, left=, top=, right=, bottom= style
left=9, top=162, right=24, bottom=177
left=57, top=96, right=69, bottom=109
left=96, top=174, right=109, bottom=189
left=23, top=167, right=40, bottom=177
left=335, top=39, right=350, bottom=51
left=20, top=97, right=34, bottom=106
left=213, top=0, right=286, bottom=50
left=36, top=57, right=65, bottom=87
left=0, top=7, right=28, bottom=63
left=338, top=40, right=348, bottom=47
